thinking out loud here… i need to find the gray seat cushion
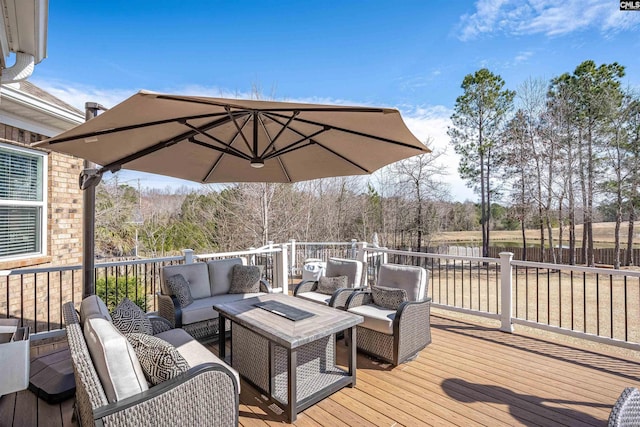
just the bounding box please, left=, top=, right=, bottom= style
left=296, top=291, right=332, bottom=305
left=180, top=293, right=264, bottom=325
left=156, top=328, right=240, bottom=392
left=163, top=263, right=211, bottom=299
left=347, top=304, right=396, bottom=335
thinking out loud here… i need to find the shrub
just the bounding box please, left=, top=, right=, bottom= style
left=95, top=276, right=148, bottom=312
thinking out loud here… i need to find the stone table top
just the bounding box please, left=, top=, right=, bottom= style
left=213, top=293, right=363, bottom=349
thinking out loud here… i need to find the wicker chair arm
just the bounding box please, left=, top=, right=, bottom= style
left=293, top=280, right=318, bottom=296
left=345, top=289, right=373, bottom=309
left=259, top=279, right=273, bottom=293
left=156, top=292, right=182, bottom=328
left=330, top=287, right=367, bottom=310
left=394, top=298, right=432, bottom=362
left=148, top=314, right=174, bottom=334
left=609, top=387, right=640, bottom=426
left=93, top=363, right=239, bottom=427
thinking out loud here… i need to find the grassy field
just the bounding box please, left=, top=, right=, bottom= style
left=433, top=221, right=640, bottom=248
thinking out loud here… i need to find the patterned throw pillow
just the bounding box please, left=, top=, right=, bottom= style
left=372, top=285, right=408, bottom=310
left=164, top=274, right=194, bottom=307
left=317, top=275, right=348, bottom=295
left=126, top=333, right=189, bottom=385
left=111, top=298, right=153, bottom=335
left=229, top=264, right=261, bottom=294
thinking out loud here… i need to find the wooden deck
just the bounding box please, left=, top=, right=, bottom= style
left=1, top=314, right=639, bottom=426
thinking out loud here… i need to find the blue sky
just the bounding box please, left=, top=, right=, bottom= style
left=31, top=0, right=640, bottom=201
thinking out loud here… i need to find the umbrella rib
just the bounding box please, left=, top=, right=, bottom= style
left=267, top=111, right=428, bottom=152
left=180, top=120, right=251, bottom=160
left=226, top=107, right=254, bottom=155
left=255, top=114, right=294, bottom=182
left=262, top=113, right=370, bottom=173
left=97, top=113, right=246, bottom=173
left=263, top=141, right=315, bottom=160
left=262, top=127, right=328, bottom=160
left=187, top=137, right=251, bottom=160
left=262, top=112, right=329, bottom=153
left=186, top=137, right=252, bottom=183
left=44, top=112, right=233, bottom=145
left=257, top=111, right=299, bottom=159
left=264, top=140, right=371, bottom=173
left=275, top=156, right=292, bottom=183
left=313, top=142, right=372, bottom=173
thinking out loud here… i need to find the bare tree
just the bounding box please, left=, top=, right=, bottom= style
left=389, top=142, right=449, bottom=251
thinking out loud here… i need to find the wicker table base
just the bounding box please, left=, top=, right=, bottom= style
left=215, top=294, right=362, bottom=422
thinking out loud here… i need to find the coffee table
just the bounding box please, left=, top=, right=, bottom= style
left=214, top=293, right=363, bottom=422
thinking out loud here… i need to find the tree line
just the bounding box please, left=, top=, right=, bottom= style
left=448, top=60, right=639, bottom=268
left=94, top=164, right=481, bottom=259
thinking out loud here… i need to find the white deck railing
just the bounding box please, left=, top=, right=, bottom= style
left=2, top=241, right=640, bottom=351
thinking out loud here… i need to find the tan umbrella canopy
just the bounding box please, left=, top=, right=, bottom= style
left=36, top=90, right=430, bottom=184
left=36, top=90, right=429, bottom=297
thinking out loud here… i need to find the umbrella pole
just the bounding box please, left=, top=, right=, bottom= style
left=82, top=102, right=107, bottom=298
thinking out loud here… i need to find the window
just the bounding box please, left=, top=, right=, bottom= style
left=0, top=143, right=48, bottom=260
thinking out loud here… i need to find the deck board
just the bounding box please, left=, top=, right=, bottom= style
left=1, top=314, right=639, bottom=427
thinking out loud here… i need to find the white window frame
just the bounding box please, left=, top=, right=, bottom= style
left=0, top=142, right=48, bottom=261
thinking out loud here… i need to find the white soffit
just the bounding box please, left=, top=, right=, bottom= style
left=0, top=83, right=83, bottom=136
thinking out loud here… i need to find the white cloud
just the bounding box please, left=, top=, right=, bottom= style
left=514, top=50, right=533, bottom=63
left=31, top=79, right=135, bottom=110
left=400, top=106, right=477, bottom=202
left=459, top=0, right=640, bottom=40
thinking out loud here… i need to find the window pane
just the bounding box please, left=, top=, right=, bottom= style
left=0, top=147, right=43, bottom=201
left=0, top=206, right=41, bottom=257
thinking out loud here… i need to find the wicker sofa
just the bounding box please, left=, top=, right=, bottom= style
left=63, top=296, right=239, bottom=427
left=157, top=258, right=272, bottom=341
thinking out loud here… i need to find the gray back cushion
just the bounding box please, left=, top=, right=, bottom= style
left=207, top=258, right=245, bottom=296
left=325, top=258, right=363, bottom=288
left=162, top=263, right=211, bottom=299
left=84, top=317, right=148, bottom=402
left=79, top=294, right=112, bottom=326
left=377, top=264, right=428, bottom=302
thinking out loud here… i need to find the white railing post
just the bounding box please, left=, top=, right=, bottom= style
left=248, top=247, right=256, bottom=266
left=350, top=239, right=357, bottom=258
left=357, top=242, right=367, bottom=286
left=183, top=249, right=195, bottom=264
left=289, top=239, right=296, bottom=275
left=499, top=252, right=514, bottom=333
left=274, top=245, right=289, bottom=294
left=356, top=242, right=367, bottom=262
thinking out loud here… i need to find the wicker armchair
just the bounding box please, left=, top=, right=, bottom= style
left=293, top=258, right=365, bottom=310
left=608, top=387, right=640, bottom=426
left=346, top=263, right=431, bottom=365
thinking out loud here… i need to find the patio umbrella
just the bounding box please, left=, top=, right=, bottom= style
left=35, top=91, right=429, bottom=295
left=36, top=90, right=429, bottom=184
